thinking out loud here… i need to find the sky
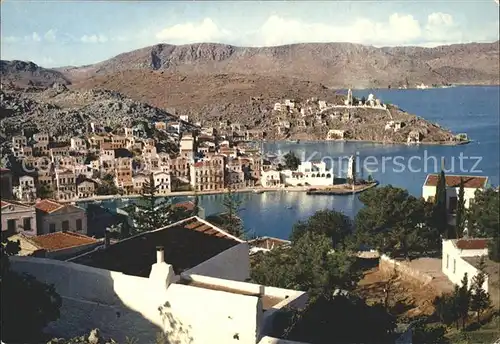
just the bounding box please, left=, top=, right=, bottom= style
left=1, top=0, right=499, bottom=68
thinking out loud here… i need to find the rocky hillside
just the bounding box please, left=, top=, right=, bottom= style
left=0, top=83, right=178, bottom=141
left=0, top=81, right=462, bottom=144
left=59, top=41, right=500, bottom=87
left=0, top=60, right=71, bottom=88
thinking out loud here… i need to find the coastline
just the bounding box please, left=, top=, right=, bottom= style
left=268, top=138, right=471, bottom=146
left=71, top=183, right=379, bottom=204
left=72, top=186, right=309, bottom=203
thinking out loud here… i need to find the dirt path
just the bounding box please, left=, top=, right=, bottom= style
left=356, top=267, right=444, bottom=319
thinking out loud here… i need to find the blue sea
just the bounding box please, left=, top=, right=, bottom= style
left=80, top=86, right=500, bottom=240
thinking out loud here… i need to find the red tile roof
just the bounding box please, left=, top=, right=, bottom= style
left=425, top=174, right=488, bottom=188
left=455, top=238, right=489, bottom=250
left=35, top=199, right=64, bottom=213
left=1, top=199, right=32, bottom=209
left=29, top=232, right=98, bottom=252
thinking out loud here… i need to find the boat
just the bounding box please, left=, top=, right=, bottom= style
left=286, top=206, right=293, bottom=209
left=253, top=189, right=264, bottom=194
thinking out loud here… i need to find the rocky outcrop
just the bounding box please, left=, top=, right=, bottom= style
left=0, top=60, right=71, bottom=88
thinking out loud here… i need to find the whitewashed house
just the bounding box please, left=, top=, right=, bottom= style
left=422, top=174, right=488, bottom=226
left=442, top=238, right=490, bottom=292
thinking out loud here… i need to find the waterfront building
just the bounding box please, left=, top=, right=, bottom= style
left=281, top=160, right=334, bottom=187
left=226, top=158, right=246, bottom=190
left=260, top=169, right=282, bottom=187
left=190, top=156, right=225, bottom=192
left=169, top=156, right=190, bottom=181
left=153, top=171, right=172, bottom=195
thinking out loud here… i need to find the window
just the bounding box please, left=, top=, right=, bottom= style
left=76, top=219, right=82, bottom=231
left=62, top=220, right=69, bottom=231
left=453, top=259, right=456, bottom=274
left=49, top=223, right=56, bottom=233
left=446, top=254, right=449, bottom=269
left=7, top=219, right=16, bottom=233
left=23, top=217, right=32, bottom=231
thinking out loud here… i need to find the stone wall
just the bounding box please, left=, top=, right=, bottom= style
left=379, top=255, right=433, bottom=285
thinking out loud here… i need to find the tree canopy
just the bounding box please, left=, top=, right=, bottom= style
left=270, top=293, right=396, bottom=344
left=355, top=185, right=439, bottom=259
left=251, top=231, right=361, bottom=297
left=283, top=152, right=301, bottom=171
left=290, top=209, right=353, bottom=249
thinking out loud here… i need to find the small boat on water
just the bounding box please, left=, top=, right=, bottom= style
left=286, top=206, right=293, bottom=209
left=253, top=189, right=264, bottom=194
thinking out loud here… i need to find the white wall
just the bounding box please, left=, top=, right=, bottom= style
left=9, top=257, right=164, bottom=343
left=258, top=337, right=310, bottom=344
left=8, top=256, right=273, bottom=344
left=185, top=243, right=250, bottom=281
left=179, top=273, right=308, bottom=340
left=164, top=283, right=262, bottom=344
left=441, top=240, right=489, bottom=292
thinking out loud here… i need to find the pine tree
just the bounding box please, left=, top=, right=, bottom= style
left=191, top=192, right=200, bottom=217
left=455, top=178, right=466, bottom=238
left=470, top=256, right=492, bottom=323
left=220, top=185, right=246, bottom=238
left=434, top=169, right=449, bottom=237
left=129, top=173, right=176, bottom=233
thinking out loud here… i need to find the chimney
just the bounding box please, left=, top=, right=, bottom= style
left=156, top=246, right=165, bottom=264
left=104, top=229, right=110, bottom=248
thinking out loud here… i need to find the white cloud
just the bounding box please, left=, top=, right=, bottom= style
left=1, top=36, right=19, bottom=43
left=151, top=13, right=474, bottom=48
left=30, top=32, right=41, bottom=42
left=155, top=18, right=232, bottom=43
left=81, top=34, right=108, bottom=44
left=44, top=29, right=57, bottom=42
left=255, top=13, right=424, bottom=47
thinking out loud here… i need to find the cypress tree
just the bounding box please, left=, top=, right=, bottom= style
left=455, top=178, right=466, bottom=238
left=434, top=169, right=449, bottom=237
